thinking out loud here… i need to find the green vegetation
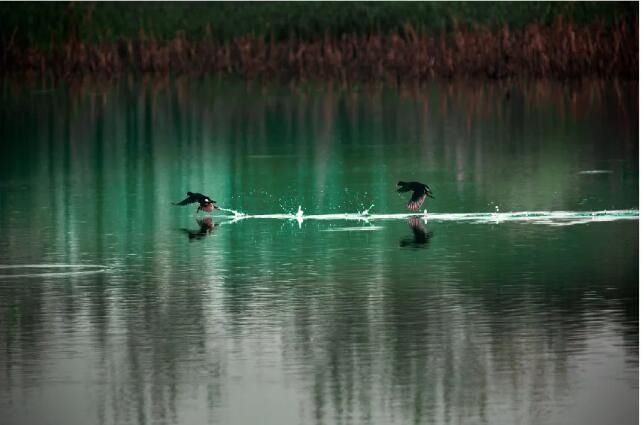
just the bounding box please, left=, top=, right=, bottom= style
left=0, top=1, right=637, bottom=47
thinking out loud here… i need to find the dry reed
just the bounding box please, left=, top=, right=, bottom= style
left=0, top=18, right=637, bottom=81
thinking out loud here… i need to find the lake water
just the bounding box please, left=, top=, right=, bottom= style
left=0, top=78, right=638, bottom=425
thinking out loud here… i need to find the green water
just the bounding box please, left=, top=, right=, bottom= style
left=0, top=78, right=638, bottom=425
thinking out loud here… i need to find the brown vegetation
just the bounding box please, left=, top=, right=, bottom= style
left=1, top=18, right=637, bottom=81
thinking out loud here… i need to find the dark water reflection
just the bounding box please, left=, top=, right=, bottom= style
left=0, top=78, right=638, bottom=425
left=180, top=217, right=218, bottom=241
left=400, top=217, right=432, bottom=248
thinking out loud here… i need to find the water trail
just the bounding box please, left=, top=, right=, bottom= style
left=321, top=226, right=384, bottom=232
left=0, top=270, right=107, bottom=279
left=211, top=209, right=638, bottom=226
left=217, top=206, right=247, bottom=218
left=578, top=170, right=614, bottom=175
left=0, top=264, right=106, bottom=269
left=0, top=264, right=107, bottom=279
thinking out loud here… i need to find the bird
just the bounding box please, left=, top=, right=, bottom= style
left=174, top=191, right=218, bottom=213
left=397, top=181, right=434, bottom=211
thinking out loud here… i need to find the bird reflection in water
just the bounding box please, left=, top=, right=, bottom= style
left=180, top=217, right=218, bottom=240
left=400, top=217, right=433, bottom=248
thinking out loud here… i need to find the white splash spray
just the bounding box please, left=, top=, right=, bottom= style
left=212, top=209, right=638, bottom=227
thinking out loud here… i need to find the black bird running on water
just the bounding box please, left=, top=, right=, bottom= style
left=174, top=192, right=218, bottom=213
left=397, top=181, right=434, bottom=211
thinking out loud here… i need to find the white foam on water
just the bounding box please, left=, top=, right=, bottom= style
left=321, top=226, right=384, bottom=232
left=247, top=154, right=297, bottom=159
left=217, top=207, right=247, bottom=218
left=0, top=264, right=106, bottom=269
left=0, top=264, right=107, bottom=279
left=578, top=170, right=614, bottom=174
left=213, top=209, right=638, bottom=226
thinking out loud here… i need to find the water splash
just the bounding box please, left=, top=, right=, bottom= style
left=217, top=206, right=247, bottom=218
left=211, top=209, right=638, bottom=227
left=360, top=204, right=375, bottom=216
left=296, top=206, right=304, bottom=228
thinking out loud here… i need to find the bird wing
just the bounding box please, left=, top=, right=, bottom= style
left=397, top=182, right=411, bottom=193
left=174, top=192, right=214, bottom=206
left=407, top=189, right=427, bottom=211
left=174, top=196, right=196, bottom=206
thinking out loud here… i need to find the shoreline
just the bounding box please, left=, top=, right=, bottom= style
left=1, top=19, right=637, bottom=81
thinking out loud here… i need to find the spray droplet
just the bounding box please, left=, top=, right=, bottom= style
left=360, top=204, right=375, bottom=215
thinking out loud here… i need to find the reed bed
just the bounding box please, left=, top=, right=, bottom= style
left=0, top=1, right=637, bottom=81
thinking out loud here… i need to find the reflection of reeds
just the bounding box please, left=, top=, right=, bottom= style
left=0, top=18, right=637, bottom=81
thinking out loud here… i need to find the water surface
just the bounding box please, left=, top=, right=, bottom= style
left=0, top=78, right=638, bottom=425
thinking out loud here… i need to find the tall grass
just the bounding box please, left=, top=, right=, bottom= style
left=0, top=2, right=637, bottom=80
left=0, top=2, right=637, bottom=46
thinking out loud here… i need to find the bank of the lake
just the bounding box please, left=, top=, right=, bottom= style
left=0, top=2, right=637, bottom=81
